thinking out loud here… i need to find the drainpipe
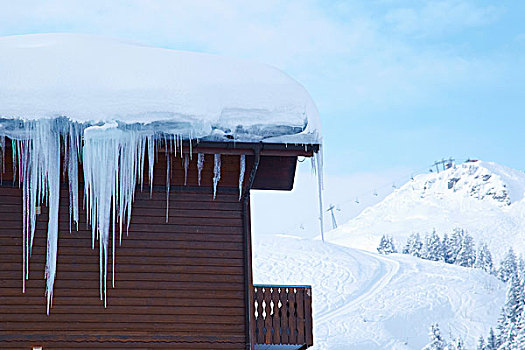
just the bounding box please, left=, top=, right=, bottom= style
left=241, top=143, right=261, bottom=350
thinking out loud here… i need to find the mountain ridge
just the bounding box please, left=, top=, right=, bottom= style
left=327, top=160, right=525, bottom=260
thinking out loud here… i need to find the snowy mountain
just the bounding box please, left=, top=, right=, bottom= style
left=327, top=161, right=525, bottom=260
left=253, top=234, right=505, bottom=349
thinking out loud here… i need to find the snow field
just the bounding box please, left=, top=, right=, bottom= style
left=253, top=234, right=505, bottom=349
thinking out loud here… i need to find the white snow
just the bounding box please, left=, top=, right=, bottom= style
left=0, top=33, right=321, bottom=144
left=326, top=161, right=525, bottom=260
left=253, top=234, right=505, bottom=349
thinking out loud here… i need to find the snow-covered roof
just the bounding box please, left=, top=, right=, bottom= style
left=0, top=33, right=321, bottom=144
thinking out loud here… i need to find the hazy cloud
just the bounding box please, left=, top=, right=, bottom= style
left=384, top=0, right=503, bottom=38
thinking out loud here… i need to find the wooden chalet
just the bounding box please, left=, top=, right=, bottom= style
left=0, top=34, right=320, bottom=349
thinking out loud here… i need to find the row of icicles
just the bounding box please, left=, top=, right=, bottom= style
left=3, top=119, right=247, bottom=314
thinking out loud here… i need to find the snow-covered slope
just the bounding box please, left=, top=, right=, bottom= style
left=253, top=234, right=505, bottom=349
left=327, top=161, right=525, bottom=260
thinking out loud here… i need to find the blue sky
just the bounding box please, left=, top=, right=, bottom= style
left=1, top=0, right=524, bottom=234
left=0, top=0, right=523, bottom=175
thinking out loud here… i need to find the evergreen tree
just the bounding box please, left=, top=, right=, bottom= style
left=474, top=242, right=493, bottom=273
left=455, top=232, right=476, bottom=267
left=517, top=256, right=525, bottom=283
left=511, top=281, right=525, bottom=349
left=513, top=312, right=525, bottom=350
left=442, top=233, right=453, bottom=264
left=423, top=323, right=446, bottom=350
left=424, top=231, right=443, bottom=261
left=498, top=276, right=521, bottom=348
left=448, top=228, right=465, bottom=264
left=377, top=235, right=397, bottom=255
left=486, top=327, right=497, bottom=350
left=403, top=233, right=423, bottom=257
left=377, top=235, right=388, bottom=254
left=499, top=248, right=518, bottom=283
left=496, top=307, right=507, bottom=349
left=452, top=337, right=464, bottom=350
left=476, top=336, right=486, bottom=350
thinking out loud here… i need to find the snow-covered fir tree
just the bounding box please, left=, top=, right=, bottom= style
left=475, top=242, right=494, bottom=274
left=403, top=232, right=423, bottom=257
left=452, top=336, right=464, bottom=350
left=477, top=336, right=486, bottom=350
left=496, top=275, right=521, bottom=348
left=377, top=235, right=397, bottom=254
left=455, top=232, right=476, bottom=267
left=423, top=230, right=443, bottom=261
left=423, top=324, right=446, bottom=350
left=517, top=257, right=525, bottom=282
left=499, top=248, right=518, bottom=283
left=447, top=228, right=465, bottom=264
left=442, top=233, right=454, bottom=264
left=513, top=313, right=525, bottom=350
left=485, top=327, right=497, bottom=350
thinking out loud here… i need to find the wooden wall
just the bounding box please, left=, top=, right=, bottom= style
left=0, top=146, right=256, bottom=349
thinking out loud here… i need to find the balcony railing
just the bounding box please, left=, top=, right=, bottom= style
left=252, top=284, right=313, bottom=348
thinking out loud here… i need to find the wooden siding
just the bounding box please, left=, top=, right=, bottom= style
left=252, top=156, right=297, bottom=191
left=0, top=144, right=254, bottom=349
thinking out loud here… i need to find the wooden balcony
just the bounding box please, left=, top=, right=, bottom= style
left=252, top=285, right=313, bottom=349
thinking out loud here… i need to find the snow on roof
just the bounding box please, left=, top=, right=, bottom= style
left=0, top=33, right=321, bottom=144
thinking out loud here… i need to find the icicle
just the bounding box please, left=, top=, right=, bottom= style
left=18, top=138, right=29, bottom=293
left=0, top=135, right=5, bottom=181
left=213, top=154, right=221, bottom=199
left=189, top=132, right=193, bottom=159
left=8, top=116, right=319, bottom=312
left=11, top=120, right=63, bottom=313
left=82, top=124, right=148, bottom=306
left=239, top=155, right=245, bottom=200
left=137, top=136, right=146, bottom=191
left=175, top=135, right=178, bottom=157
left=67, top=124, right=80, bottom=232
left=166, top=145, right=171, bottom=222
left=83, top=126, right=119, bottom=305
left=314, top=148, right=325, bottom=242
left=184, top=153, right=189, bottom=186
left=197, top=153, right=204, bottom=186
left=11, top=138, right=16, bottom=186
left=179, top=134, right=183, bottom=158
left=45, top=128, right=61, bottom=314
left=147, top=134, right=155, bottom=196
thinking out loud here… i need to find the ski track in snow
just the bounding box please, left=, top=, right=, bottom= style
left=253, top=234, right=505, bottom=350
left=316, top=247, right=401, bottom=349
left=316, top=247, right=400, bottom=323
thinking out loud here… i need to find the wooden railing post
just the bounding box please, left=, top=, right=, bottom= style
left=252, top=284, right=312, bottom=348
left=305, top=286, right=313, bottom=346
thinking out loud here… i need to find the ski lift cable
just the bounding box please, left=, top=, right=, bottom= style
left=280, top=157, right=469, bottom=234
left=332, top=157, right=468, bottom=207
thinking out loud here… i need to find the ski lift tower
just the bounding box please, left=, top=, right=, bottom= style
left=326, top=204, right=340, bottom=230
